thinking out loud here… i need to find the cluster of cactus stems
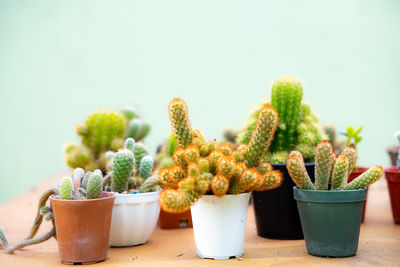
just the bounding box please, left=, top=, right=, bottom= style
left=102, top=138, right=158, bottom=194
left=287, top=140, right=383, bottom=190
left=239, top=76, right=326, bottom=164
left=157, top=98, right=283, bottom=213
left=0, top=167, right=105, bottom=254
left=64, top=106, right=151, bottom=172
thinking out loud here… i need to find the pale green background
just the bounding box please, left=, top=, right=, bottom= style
left=0, top=0, right=399, bottom=203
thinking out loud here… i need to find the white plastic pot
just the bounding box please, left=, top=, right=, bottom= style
left=190, top=192, right=251, bottom=259
left=109, top=191, right=161, bottom=247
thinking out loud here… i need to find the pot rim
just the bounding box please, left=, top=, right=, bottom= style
left=293, top=186, right=366, bottom=203
left=199, top=191, right=251, bottom=200
left=113, top=189, right=161, bottom=197
left=384, top=166, right=400, bottom=175
left=49, top=191, right=115, bottom=203
left=272, top=162, right=315, bottom=167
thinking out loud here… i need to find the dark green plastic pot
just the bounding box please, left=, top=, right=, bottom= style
left=293, top=187, right=366, bottom=257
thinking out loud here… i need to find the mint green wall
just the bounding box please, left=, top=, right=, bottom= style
left=1, top=0, right=399, bottom=203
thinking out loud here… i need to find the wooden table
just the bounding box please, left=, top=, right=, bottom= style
left=0, top=174, right=399, bottom=266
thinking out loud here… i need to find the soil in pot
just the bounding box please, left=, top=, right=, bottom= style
left=109, top=191, right=161, bottom=247
left=384, top=166, right=400, bottom=224
left=253, top=163, right=315, bottom=240
left=348, top=166, right=369, bottom=222
left=294, top=187, right=366, bottom=257
left=50, top=192, right=115, bottom=265
left=190, top=192, right=250, bottom=260
left=158, top=210, right=193, bottom=229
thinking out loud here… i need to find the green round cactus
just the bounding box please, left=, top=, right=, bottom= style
left=79, top=111, right=126, bottom=157
left=59, top=177, right=74, bottom=200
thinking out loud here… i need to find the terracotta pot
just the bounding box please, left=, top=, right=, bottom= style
left=387, top=146, right=400, bottom=166
left=158, top=209, right=193, bottom=229
left=50, top=192, right=115, bottom=265
left=348, top=166, right=369, bottom=223
left=384, top=166, right=400, bottom=224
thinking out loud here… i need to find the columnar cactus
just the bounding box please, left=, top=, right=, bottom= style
left=158, top=99, right=283, bottom=213
left=286, top=140, right=383, bottom=190
left=64, top=106, right=151, bottom=172
left=238, top=76, right=326, bottom=164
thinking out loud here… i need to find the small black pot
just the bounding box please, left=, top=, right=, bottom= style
left=252, top=163, right=315, bottom=240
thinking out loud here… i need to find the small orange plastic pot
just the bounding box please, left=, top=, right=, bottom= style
left=50, top=192, right=115, bottom=265
left=158, top=209, right=193, bottom=229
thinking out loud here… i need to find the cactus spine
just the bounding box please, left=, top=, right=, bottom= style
left=286, top=141, right=383, bottom=191
left=158, top=99, right=283, bottom=213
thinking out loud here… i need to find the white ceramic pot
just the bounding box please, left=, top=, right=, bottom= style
left=109, top=191, right=161, bottom=247
left=190, top=192, right=251, bottom=259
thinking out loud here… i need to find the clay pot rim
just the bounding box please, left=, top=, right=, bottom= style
left=49, top=192, right=115, bottom=203
left=387, top=146, right=400, bottom=151
left=384, top=166, right=400, bottom=175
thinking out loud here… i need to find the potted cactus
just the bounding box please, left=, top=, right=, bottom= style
left=384, top=131, right=400, bottom=224
left=156, top=98, right=283, bottom=259
left=103, top=138, right=161, bottom=247
left=239, top=76, right=326, bottom=239
left=0, top=168, right=115, bottom=264
left=64, top=106, right=151, bottom=172
left=287, top=141, right=383, bottom=257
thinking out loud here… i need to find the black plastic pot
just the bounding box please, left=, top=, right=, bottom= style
left=252, top=163, right=315, bottom=240
left=294, top=187, right=366, bottom=257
